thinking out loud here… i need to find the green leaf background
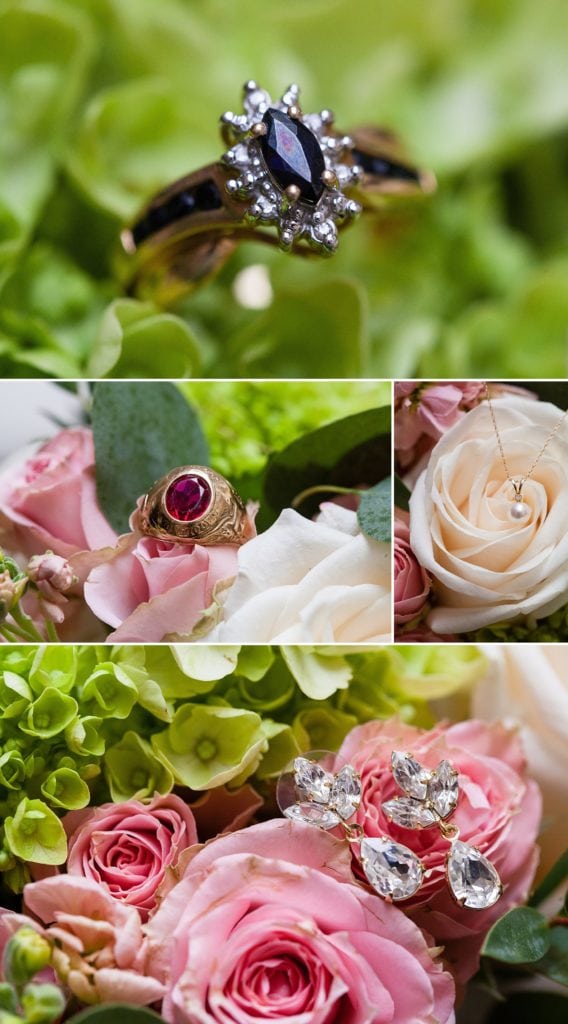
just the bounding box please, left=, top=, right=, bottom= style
left=0, top=0, right=566, bottom=377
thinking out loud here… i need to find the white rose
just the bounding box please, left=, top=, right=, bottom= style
left=410, top=396, right=568, bottom=632
left=209, top=504, right=391, bottom=643
left=473, top=645, right=568, bottom=875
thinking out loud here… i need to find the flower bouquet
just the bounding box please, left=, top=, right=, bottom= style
left=0, top=643, right=565, bottom=1024
left=0, top=381, right=390, bottom=644
left=394, top=380, right=568, bottom=642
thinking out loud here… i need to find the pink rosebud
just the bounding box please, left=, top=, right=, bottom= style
left=395, top=381, right=487, bottom=475
left=339, top=718, right=542, bottom=982
left=394, top=509, right=430, bottom=625
left=27, top=553, right=74, bottom=593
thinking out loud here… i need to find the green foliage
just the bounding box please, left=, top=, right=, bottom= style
left=482, top=907, right=551, bottom=964
left=1, top=0, right=566, bottom=376
left=92, top=381, right=209, bottom=533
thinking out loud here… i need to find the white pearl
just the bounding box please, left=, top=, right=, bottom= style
left=510, top=500, right=530, bottom=521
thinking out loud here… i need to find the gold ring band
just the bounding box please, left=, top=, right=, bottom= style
left=119, top=82, right=435, bottom=303
left=137, top=466, right=253, bottom=546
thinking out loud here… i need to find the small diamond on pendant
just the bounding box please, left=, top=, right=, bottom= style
left=446, top=840, right=502, bottom=910
left=361, top=837, right=423, bottom=901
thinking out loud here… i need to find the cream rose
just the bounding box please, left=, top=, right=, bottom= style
left=209, top=503, right=391, bottom=642
left=473, top=644, right=568, bottom=876
left=410, top=397, right=568, bottom=632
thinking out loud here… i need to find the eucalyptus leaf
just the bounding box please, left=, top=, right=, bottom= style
left=357, top=478, right=391, bottom=542
left=92, top=381, right=209, bottom=533
left=482, top=907, right=551, bottom=964
left=535, top=926, right=568, bottom=986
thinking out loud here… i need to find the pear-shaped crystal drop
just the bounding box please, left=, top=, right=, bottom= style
left=293, top=757, right=332, bottom=804
left=330, top=765, right=361, bottom=820
left=428, top=760, right=459, bottom=819
left=284, top=803, right=340, bottom=830
left=391, top=751, right=430, bottom=800
left=360, top=837, right=423, bottom=901
left=446, top=840, right=502, bottom=910
left=382, top=797, right=438, bottom=829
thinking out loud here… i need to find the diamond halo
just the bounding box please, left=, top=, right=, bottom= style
left=221, top=81, right=362, bottom=254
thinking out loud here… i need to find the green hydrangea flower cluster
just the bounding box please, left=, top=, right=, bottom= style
left=0, top=643, right=486, bottom=892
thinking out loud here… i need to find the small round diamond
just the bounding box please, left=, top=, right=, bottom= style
left=165, top=474, right=212, bottom=522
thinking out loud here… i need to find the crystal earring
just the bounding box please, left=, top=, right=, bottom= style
left=382, top=751, right=503, bottom=911
left=277, top=752, right=425, bottom=902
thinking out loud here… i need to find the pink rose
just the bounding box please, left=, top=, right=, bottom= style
left=145, top=820, right=455, bottom=1024
left=0, top=428, right=117, bottom=560
left=394, top=509, right=430, bottom=625
left=395, top=382, right=479, bottom=473
left=84, top=525, right=241, bottom=642
left=338, top=719, right=541, bottom=982
left=24, top=876, right=164, bottom=1006
left=63, top=794, right=198, bottom=921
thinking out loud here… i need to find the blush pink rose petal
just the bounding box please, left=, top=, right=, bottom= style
left=0, top=428, right=116, bottom=559
left=63, top=794, right=198, bottom=921
left=24, top=875, right=164, bottom=1006
left=145, top=820, right=455, bottom=1024
left=394, top=509, right=430, bottom=625
left=338, top=718, right=541, bottom=982
left=84, top=531, right=240, bottom=642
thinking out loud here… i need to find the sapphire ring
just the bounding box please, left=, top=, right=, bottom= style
left=137, top=466, right=254, bottom=546
left=120, top=82, right=436, bottom=302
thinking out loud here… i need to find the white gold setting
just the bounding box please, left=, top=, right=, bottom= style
left=221, top=81, right=362, bottom=254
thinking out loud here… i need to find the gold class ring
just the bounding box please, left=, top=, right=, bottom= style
left=137, top=466, right=254, bottom=546
left=120, top=81, right=436, bottom=303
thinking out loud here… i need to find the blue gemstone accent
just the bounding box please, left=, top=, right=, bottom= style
left=260, top=108, right=325, bottom=205
left=131, top=179, right=222, bottom=247
left=353, top=149, right=419, bottom=184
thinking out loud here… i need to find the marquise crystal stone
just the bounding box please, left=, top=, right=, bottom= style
left=360, top=837, right=423, bottom=901
left=260, top=108, right=326, bottom=205
left=293, top=757, right=332, bottom=804
left=382, top=797, right=438, bottom=829
left=391, top=751, right=430, bottom=800
left=284, top=802, right=340, bottom=830
left=330, top=765, right=361, bottom=821
left=447, top=840, right=502, bottom=910
left=428, top=760, right=459, bottom=819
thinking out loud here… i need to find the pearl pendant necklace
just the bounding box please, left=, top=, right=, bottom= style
left=509, top=480, right=530, bottom=521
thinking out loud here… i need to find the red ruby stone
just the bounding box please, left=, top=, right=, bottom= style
left=165, top=473, right=212, bottom=522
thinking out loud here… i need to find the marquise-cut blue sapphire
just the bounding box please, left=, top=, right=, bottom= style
left=260, top=108, right=325, bottom=205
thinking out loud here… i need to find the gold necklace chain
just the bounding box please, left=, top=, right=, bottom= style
left=484, top=382, right=568, bottom=496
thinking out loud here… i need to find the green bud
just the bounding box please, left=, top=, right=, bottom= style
left=0, top=1011, right=22, bottom=1024
left=0, top=982, right=17, bottom=1013
left=0, top=672, right=32, bottom=720
left=21, top=983, right=65, bottom=1024
left=64, top=715, right=104, bottom=757
left=28, top=646, right=78, bottom=696
left=0, top=850, right=16, bottom=872
left=3, top=928, right=51, bottom=986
